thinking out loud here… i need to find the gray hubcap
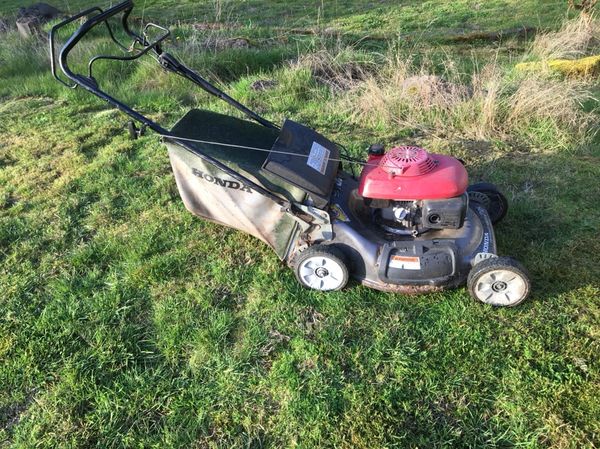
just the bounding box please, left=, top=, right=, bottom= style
left=299, top=256, right=345, bottom=291
left=474, top=269, right=527, bottom=306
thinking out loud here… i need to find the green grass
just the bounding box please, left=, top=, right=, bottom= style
left=0, top=0, right=572, bottom=32
left=1, top=0, right=599, bottom=447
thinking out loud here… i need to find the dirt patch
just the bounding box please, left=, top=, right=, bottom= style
left=0, top=18, right=11, bottom=33
left=211, top=286, right=245, bottom=310
left=16, top=3, right=62, bottom=38
left=192, top=22, right=241, bottom=31
left=314, top=62, right=366, bottom=91
left=202, top=36, right=251, bottom=51
left=0, top=153, right=16, bottom=169
left=17, top=3, right=61, bottom=20
left=297, top=306, right=325, bottom=336
left=1, top=193, right=18, bottom=209
left=250, top=79, right=278, bottom=91
left=261, top=330, right=290, bottom=355
left=259, top=330, right=291, bottom=370
left=297, top=356, right=317, bottom=373
left=452, top=139, right=494, bottom=157
left=0, top=389, right=37, bottom=432
left=400, top=75, right=472, bottom=107
left=447, top=26, right=536, bottom=43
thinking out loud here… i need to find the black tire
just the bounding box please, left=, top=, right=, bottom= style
left=468, top=256, right=531, bottom=307
left=127, top=121, right=138, bottom=140
left=293, top=245, right=349, bottom=291
left=467, top=182, right=509, bottom=224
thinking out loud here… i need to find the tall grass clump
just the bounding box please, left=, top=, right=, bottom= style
left=0, top=31, right=50, bottom=80
left=342, top=55, right=594, bottom=151
left=530, top=13, right=600, bottom=60
left=291, top=44, right=378, bottom=92
left=288, top=16, right=599, bottom=153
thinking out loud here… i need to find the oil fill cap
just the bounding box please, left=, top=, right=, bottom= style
left=368, top=143, right=385, bottom=155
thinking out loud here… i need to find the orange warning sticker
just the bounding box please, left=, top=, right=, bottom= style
left=389, top=255, right=421, bottom=270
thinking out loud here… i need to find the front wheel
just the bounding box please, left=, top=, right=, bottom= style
left=467, top=257, right=530, bottom=306
left=294, top=245, right=349, bottom=291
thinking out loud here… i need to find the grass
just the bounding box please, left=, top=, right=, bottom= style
left=0, top=0, right=573, bottom=33
left=1, top=0, right=600, bottom=447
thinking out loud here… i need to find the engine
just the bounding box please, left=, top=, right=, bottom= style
left=358, top=145, right=469, bottom=236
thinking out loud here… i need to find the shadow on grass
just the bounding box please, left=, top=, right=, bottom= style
left=467, top=146, right=600, bottom=299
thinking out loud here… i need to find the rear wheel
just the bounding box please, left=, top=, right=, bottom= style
left=468, top=257, right=530, bottom=307
left=294, top=245, right=349, bottom=291
left=127, top=120, right=138, bottom=140
left=468, top=182, right=508, bottom=224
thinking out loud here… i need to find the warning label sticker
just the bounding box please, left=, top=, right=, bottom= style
left=307, top=141, right=330, bottom=175
left=389, top=255, right=421, bottom=270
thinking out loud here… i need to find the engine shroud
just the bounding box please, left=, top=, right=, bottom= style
left=358, top=146, right=468, bottom=201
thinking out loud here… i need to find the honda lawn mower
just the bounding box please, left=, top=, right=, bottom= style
left=50, top=0, right=531, bottom=306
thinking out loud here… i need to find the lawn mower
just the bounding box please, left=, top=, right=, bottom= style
left=50, top=0, right=531, bottom=306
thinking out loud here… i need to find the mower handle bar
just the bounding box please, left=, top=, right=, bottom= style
left=50, top=0, right=277, bottom=130
left=49, top=0, right=291, bottom=209
left=87, top=22, right=170, bottom=79
left=50, top=5, right=103, bottom=88
left=50, top=0, right=169, bottom=89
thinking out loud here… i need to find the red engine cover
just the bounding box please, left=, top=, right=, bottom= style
left=358, top=146, right=468, bottom=200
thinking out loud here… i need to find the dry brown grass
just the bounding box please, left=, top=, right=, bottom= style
left=506, top=77, right=592, bottom=133
left=343, top=55, right=595, bottom=151
left=530, top=13, right=600, bottom=60
left=287, top=17, right=599, bottom=153
left=292, top=46, right=376, bottom=91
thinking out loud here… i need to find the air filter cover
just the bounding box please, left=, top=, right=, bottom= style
left=381, top=146, right=437, bottom=176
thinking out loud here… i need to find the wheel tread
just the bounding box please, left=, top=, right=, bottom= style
left=467, top=256, right=530, bottom=306
left=293, top=245, right=349, bottom=291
